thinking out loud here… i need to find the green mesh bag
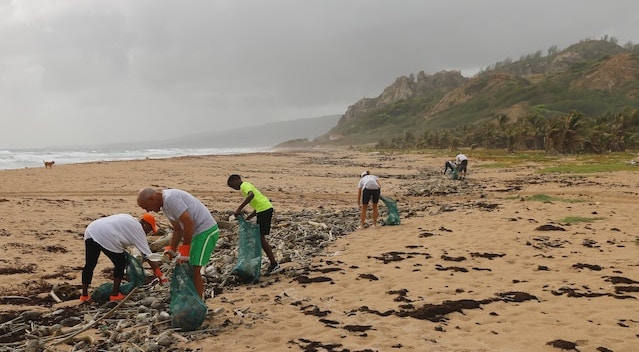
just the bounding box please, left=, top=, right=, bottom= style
left=91, top=282, right=114, bottom=303
left=170, top=263, right=207, bottom=331
left=230, top=215, right=263, bottom=283
left=121, top=251, right=146, bottom=292
left=380, top=195, right=400, bottom=226
left=451, top=167, right=459, bottom=180
left=90, top=251, right=146, bottom=302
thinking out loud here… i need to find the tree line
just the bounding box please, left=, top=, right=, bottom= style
left=376, top=107, right=639, bottom=154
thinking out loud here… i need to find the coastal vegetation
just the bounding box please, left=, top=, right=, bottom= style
left=317, top=36, right=639, bottom=155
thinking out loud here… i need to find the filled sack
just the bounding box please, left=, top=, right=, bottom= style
left=230, top=215, right=263, bottom=283
left=380, top=195, right=401, bottom=226
left=170, top=262, right=208, bottom=331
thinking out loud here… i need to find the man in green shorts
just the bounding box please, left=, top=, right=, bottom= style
left=136, top=187, right=219, bottom=299
left=227, top=174, right=280, bottom=275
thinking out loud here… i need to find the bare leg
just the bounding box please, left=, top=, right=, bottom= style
left=111, top=278, right=122, bottom=296
left=372, top=203, right=379, bottom=226
left=193, top=266, right=204, bottom=299
left=360, top=204, right=367, bottom=227
left=261, top=236, right=277, bottom=266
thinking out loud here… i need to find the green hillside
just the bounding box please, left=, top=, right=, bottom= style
left=316, top=38, right=639, bottom=154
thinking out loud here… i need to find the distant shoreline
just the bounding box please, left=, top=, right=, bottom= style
left=0, top=146, right=274, bottom=171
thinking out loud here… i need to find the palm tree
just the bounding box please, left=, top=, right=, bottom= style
left=560, top=112, right=584, bottom=153
left=525, top=113, right=547, bottom=150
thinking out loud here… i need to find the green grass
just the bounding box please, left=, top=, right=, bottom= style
left=536, top=152, right=638, bottom=173
left=540, top=163, right=638, bottom=174
left=461, top=150, right=637, bottom=173
left=559, top=216, right=605, bottom=224
left=465, top=150, right=553, bottom=165
left=525, top=194, right=582, bottom=203
left=367, top=148, right=639, bottom=174
left=477, top=163, right=513, bottom=169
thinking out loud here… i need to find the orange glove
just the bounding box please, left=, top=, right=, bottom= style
left=177, top=244, right=190, bottom=262
left=178, top=244, right=190, bottom=257
left=154, top=268, right=168, bottom=284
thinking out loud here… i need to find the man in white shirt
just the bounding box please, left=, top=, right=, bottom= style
left=137, top=188, right=219, bottom=299
left=82, top=213, right=165, bottom=302
left=357, top=171, right=381, bottom=228
left=455, top=153, right=468, bottom=179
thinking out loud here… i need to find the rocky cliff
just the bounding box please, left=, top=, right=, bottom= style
left=338, top=70, right=466, bottom=125
left=323, top=39, right=639, bottom=145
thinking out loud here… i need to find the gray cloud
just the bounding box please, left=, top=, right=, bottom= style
left=1, top=0, right=638, bottom=148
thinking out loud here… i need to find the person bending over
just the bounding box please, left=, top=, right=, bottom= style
left=455, top=153, right=468, bottom=179
left=137, top=188, right=219, bottom=299
left=81, top=213, right=165, bottom=302
left=357, top=171, right=381, bottom=228
left=227, top=174, right=281, bottom=275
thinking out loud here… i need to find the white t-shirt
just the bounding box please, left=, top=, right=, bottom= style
left=162, top=189, right=217, bottom=234
left=84, top=214, right=152, bottom=255
left=456, top=154, right=468, bottom=163
left=358, top=174, right=380, bottom=190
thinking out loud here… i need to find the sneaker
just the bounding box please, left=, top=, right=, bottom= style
left=109, top=293, right=126, bottom=302
left=265, top=264, right=281, bottom=276
left=79, top=295, right=90, bottom=303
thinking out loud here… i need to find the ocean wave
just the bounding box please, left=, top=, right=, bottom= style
left=0, top=147, right=269, bottom=170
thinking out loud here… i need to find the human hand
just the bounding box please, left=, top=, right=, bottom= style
left=163, top=246, right=176, bottom=260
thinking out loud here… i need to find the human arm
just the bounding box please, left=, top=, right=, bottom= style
left=164, top=211, right=194, bottom=260
left=167, top=219, right=183, bottom=250
left=173, top=211, right=195, bottom=259
left=234, top=191, right=254, bottom=217
left=357, top=187, right=362, bottom=208
left=177, top=211, right=195, bottom=245
left=245, top=209, right=257, bottom=220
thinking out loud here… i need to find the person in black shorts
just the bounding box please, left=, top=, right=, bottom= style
left=455, top=153, right=468, bottom=179
left=227, top=174, right=280, bottom=275
left=357, top=171, right=381, bottom=228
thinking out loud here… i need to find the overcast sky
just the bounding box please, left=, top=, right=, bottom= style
left=1, top=1, right=638, bottom=148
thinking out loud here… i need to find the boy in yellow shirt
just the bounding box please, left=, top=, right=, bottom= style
left=227, top=174, right=281, bottom=275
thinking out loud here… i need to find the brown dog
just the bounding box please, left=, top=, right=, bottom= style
left=43, top=161, right=55, bottom=169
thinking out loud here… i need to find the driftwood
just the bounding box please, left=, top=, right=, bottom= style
left=149, top=235, right=171, bottom=253
left=47, top=287, right=139, bottom=346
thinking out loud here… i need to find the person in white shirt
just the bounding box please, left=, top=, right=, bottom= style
left=357, top=171, right=381, bottom=228
left=137, top=188, right=219, bottom=299
left=455, top=153, right=468, bottom=179
left=81, top=213, right=164, bottom=302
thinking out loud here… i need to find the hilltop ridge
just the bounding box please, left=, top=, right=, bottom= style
left=313, top=38, right=639, bottom=153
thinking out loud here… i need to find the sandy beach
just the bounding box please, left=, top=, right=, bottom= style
left=1, top=148, right=639, bottom=352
